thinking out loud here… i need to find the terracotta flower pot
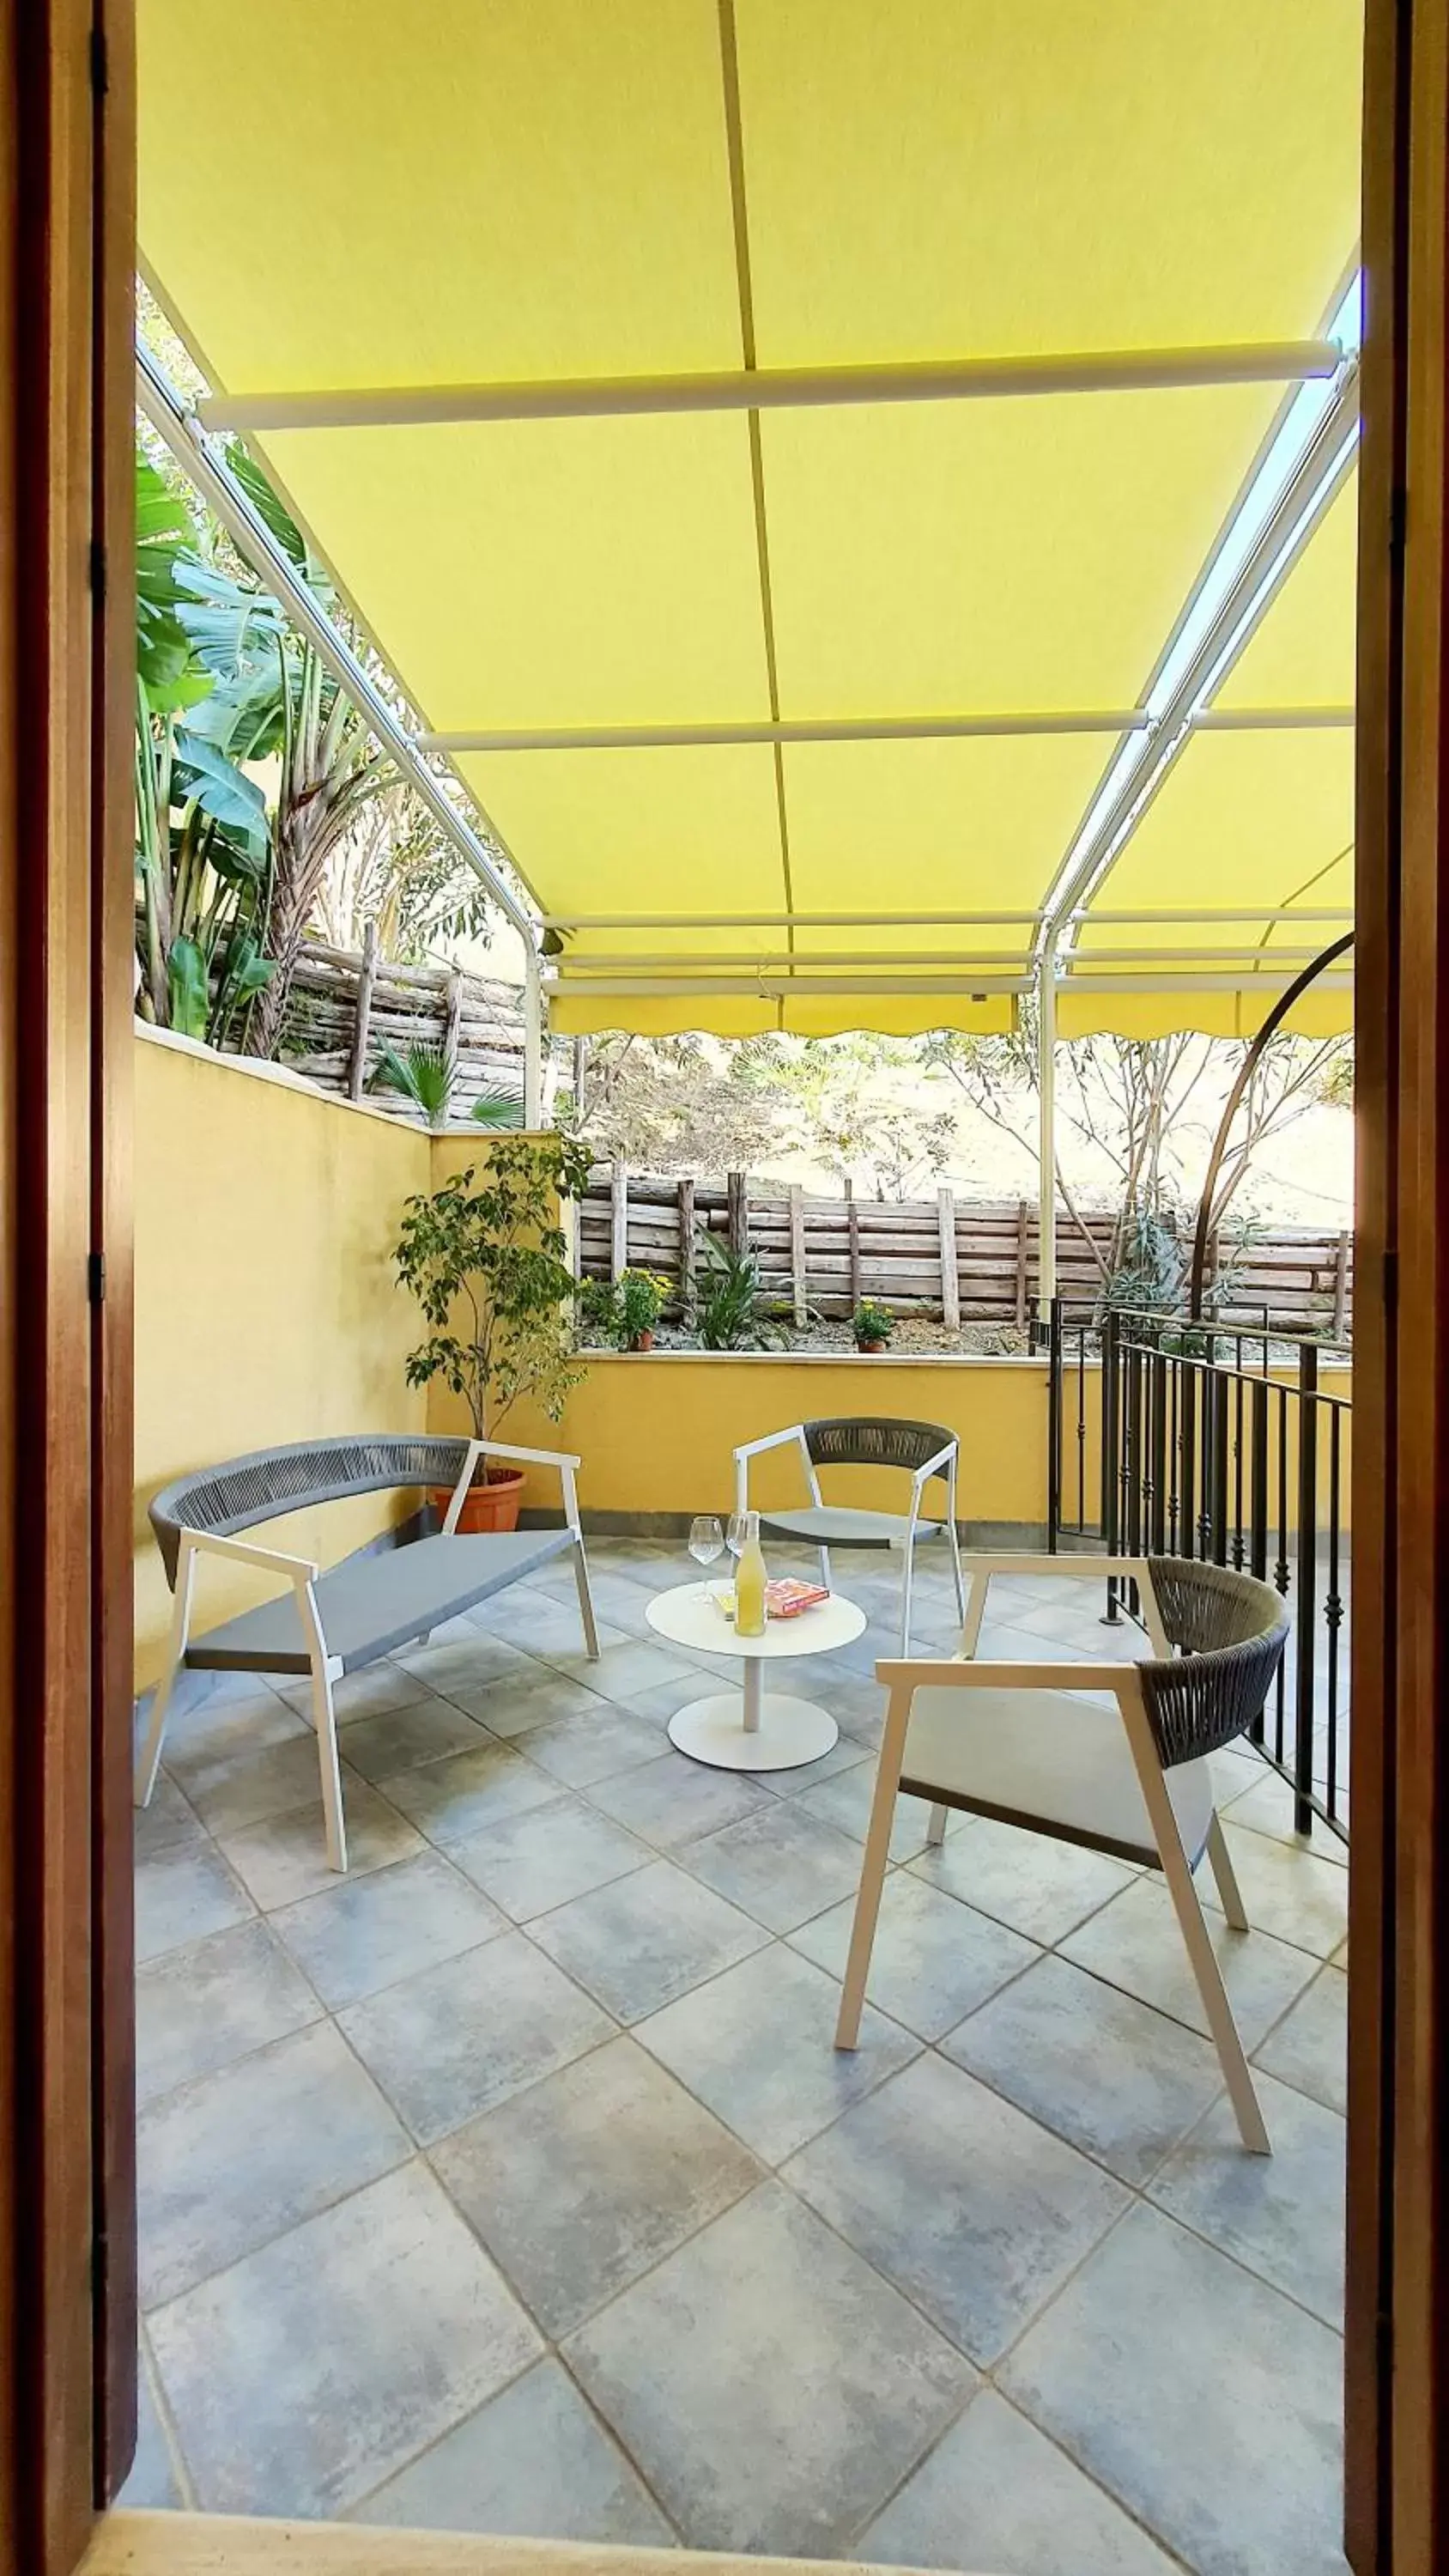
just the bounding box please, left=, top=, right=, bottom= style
left=429, top=1466, right=525, bottom=1534
left=629, top=1328, right=656, bottom=1352
left=855, top=1337, right=887, bottom=1354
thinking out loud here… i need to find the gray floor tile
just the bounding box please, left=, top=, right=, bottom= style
left=791, top=1764, right=940, bottom=1861
left=271, top=1850, right=506, bottom=2010
left=165, top=1729, right=338, bottom=1838
left=910, top=1812, right=1137, bottom=1945
left=463, top=1583, right=593, bottom=1657
left=218, top=1779, right=427, bottom=1911
left=117, top=2346, right=186, bottom=2510
left=330, top=1698, right=495, bottom=1783
left=135, top=1838, right=254, bottom=1965
left=1149, top=2070, right=1346, bottom=2326
left=1059, top=1874, right=1320, bottom=2049
left=137, top=2020, right=409, bottom=2306
left=355, top=2359, right=673, bottom=2543
left=523, top=1702, right=668, bottom=1789
left=791, top=1874, right=1038, bottom=2041
left=378, top=1738, right=557, bottom=1846
left=678, top=1798, right=866, bottom=1933
left=396, top=1632, right=538, bottom=1697
left=529, top=1858, right=767, bottom=2023
left=1201, top=1822, right=1350, bottom=1957
left=1001, top=2202, right=1345, bottom=2576
left=149, top=2160, right=542, bottom=2518
left=465, top=1669, right=615, bottom=1741
left=448, top=1795, right=651, bottom=1922
left=785, top=2053, right=1128, bottom=2366
left=1254, top=1963, right=1348, bottom=2115
left=290, top=1660, right=440, bottom=1723
left=433, top=2033, right=761, bottom=2336
left=544, top=1635, right=700, bottom=1700
left=339, top=1929, right=612, bottom=2142
left=133, top=1772, right=204, bottom=1861
left=1222, top=1767, right=1349, bottom=1866
left=564, top=2181, right=972, bottom=2556
left=636, top=1941, right=918, bottom=2164
left=584, top=1753, right=772, bottom=1851
left=858, top=2388, right=1183, bottom=2575
left=752, top=1732, right=874, bottom=1794
left=943, top=1952, right=1224, bottom=2186
left=162, top=1683, right=307, bottom=1770
left=136, top=1917, right=321, bottom=2109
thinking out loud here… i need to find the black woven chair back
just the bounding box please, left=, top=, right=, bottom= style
left=149, top=1434, right=473, bottom=1588
left=803, top=1418, right=955, bottom=1478
left=1138, top=1556, right=1289, bottom=1770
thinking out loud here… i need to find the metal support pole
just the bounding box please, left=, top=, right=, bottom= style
left=1037, top=935, right=1058, bottom=1313
left=523, top=948, right=543, bottom=1129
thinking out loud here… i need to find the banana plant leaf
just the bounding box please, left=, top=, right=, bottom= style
left=173, top=730, right=270, bottom=853
left=167, top=937, right=211, bottom=1040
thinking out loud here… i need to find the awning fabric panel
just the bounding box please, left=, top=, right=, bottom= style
left=136, top=0, right=1363, bottom=1042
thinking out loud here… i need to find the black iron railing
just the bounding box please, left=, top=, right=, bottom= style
left=1046, top=1298, right=1350, bottom=1844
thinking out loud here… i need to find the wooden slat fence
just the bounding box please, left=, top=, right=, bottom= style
left=579, top=1168, right=1355, bottom=1340
left=278, top=937, right=525, bottom=1116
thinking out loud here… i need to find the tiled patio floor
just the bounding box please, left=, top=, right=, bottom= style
left=124, top=1540, right=1349, bottom=2574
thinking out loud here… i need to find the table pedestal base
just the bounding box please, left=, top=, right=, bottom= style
left=668, top=1675, right=840, bottom=1772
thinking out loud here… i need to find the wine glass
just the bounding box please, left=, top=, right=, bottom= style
left=688, top=1514, right=724, bottom=1570
left=726, top=1511, right=750, bottom=1559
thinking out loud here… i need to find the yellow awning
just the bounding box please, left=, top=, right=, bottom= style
left=136, top=0, right=1361, bottom=1040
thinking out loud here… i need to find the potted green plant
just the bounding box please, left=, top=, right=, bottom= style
left=852, top=1297, right=894, bottom=1353
left=617, top=1267, right=668, bottom=1351
left=393, top=1133, right=591, bottom=1530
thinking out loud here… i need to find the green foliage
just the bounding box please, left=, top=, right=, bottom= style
left=1100, top=1207, right=1185, bottom=1319
left=393, top=1135, right=592, bottom=1438
left=852, top=1297, right=894, bottom=1345
left=617, top=1268, right=668, bottom=1344
left=693, top=1234, right=790, bottom=1352
left=371, top=1040, right=524, bottom=1133
left=574, top=1269, right=670, bottom=1350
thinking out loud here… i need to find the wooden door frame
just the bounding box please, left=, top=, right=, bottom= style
left=1349, top=2, right=1449, bottom=2570
left=1, top=2, right=136, bottom=2570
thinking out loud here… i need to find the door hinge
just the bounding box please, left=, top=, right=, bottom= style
left=88, top=1251, right=106, bottom=1306
left=88, top=538, right=106, bottom=605
left=89, top=25, right=108, bottom=96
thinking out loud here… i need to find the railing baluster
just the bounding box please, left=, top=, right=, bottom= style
left=1294, top=1346, right=1319, bottom=1837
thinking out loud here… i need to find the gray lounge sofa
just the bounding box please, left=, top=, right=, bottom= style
left=135, top=1433, right=598, bottom=1871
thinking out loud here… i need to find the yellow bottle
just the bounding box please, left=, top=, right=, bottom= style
left=735, top=1510, right=768, bottom=1638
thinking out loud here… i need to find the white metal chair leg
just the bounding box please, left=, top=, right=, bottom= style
left=297, top=1577, right=347, bottom=1872
left=573, top=1538, right=601, bottom=1659
left=926, top=1801, right=949, bottom=1845
left=836, top=1685, right=912, bottom=2049
left=135, top=1543, right=196, bottom=1807
left=945, top=1518, right=967, bottom=1621
left=1205, top=1810, right=1251, bottom=1930
left=1119, top=1685, right=1270, bottom=2154
left=899, top=1541, right=915, bottom=1654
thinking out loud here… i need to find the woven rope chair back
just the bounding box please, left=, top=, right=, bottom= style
left=1138, top=1555, right=1290, bottom=1770
left=802, top=1418, right=955, bottom=1479
left=149, top=1434, right=474, bottom=1589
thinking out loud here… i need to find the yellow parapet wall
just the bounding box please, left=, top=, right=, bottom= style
left=133, top=1030, right=431, bottom=1690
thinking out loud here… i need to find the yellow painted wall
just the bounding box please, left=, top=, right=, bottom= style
left=133, top=1031, right=431, bottom=1687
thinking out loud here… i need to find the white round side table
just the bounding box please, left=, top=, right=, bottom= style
left=644, top=1579, right=867, bottom=1771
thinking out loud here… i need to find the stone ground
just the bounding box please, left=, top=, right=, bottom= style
left=124, top=1540, right=1349, bottom=2575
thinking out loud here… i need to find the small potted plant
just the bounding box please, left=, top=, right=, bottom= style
left=852, top=1297, right=894, bottom=1354
left=393, top=1133, right=591, bottom=1530
left=617, top=1267, right=668, bottom=1351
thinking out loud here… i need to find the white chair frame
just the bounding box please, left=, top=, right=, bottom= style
left=134, top=1437, right=596, bottom=1874
left=733, top=1424, right=966, bottom=1649
left=833, top=1552, right=1270, bottom=2155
